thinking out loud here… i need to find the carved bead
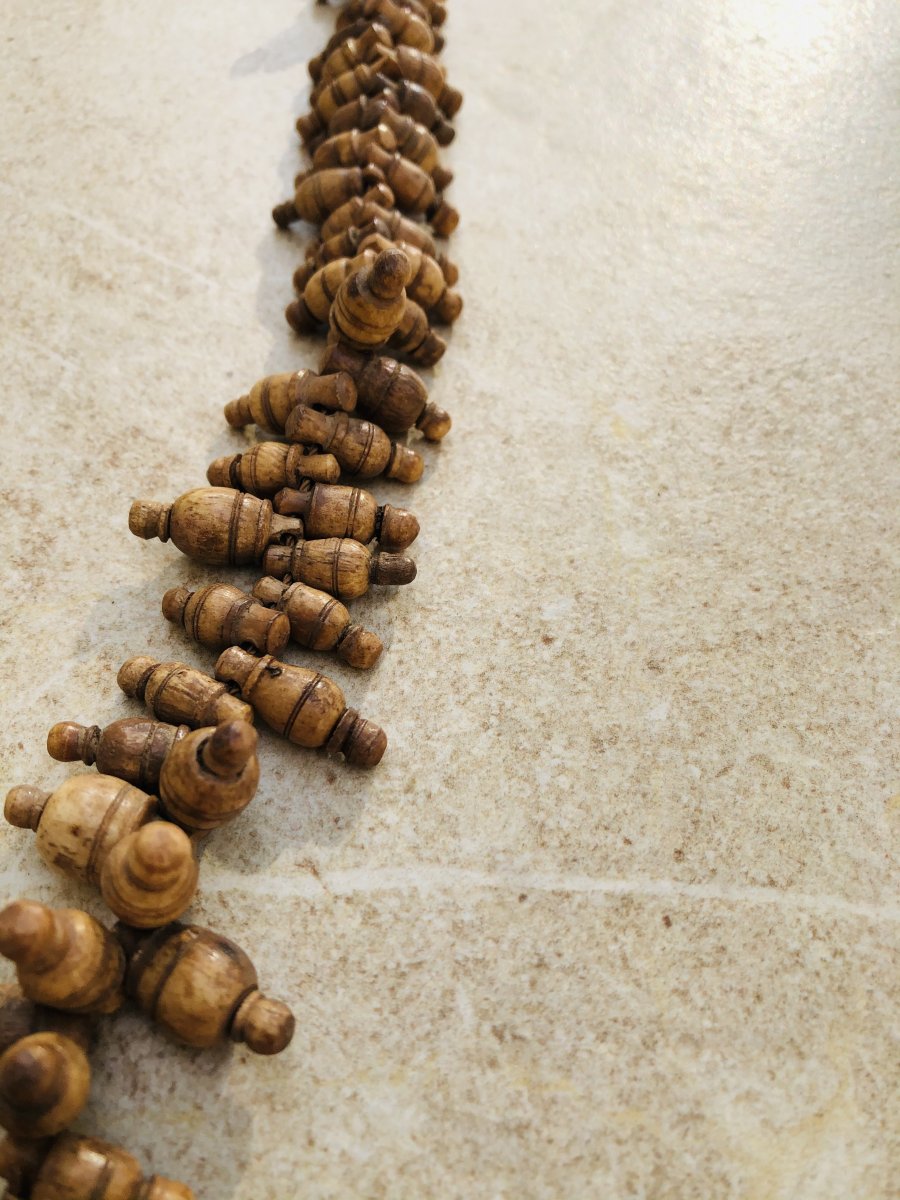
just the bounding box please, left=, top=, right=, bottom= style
left=320, top=342, right=450, bottom=439
left=311, top=58, right=397, bottom=125
left=207, top=444, right=340, bottom=497
left=271, top=481, right=419, bottom=549
left=320, top=194, right=432, bottom=246
left=4, top=776, right=158, bottom=887
left=317, top=90, right=400, bottom=143
left=310, top=218, right=458, bottom=286
left=0, top=1031, right=91, bottom=1140
left=285, top=254, right=363, bottom=336
left=285, top=406, right=424, bottom=484
left=309, top=23, right=393, bottom=85
left=272, top=163, right=388, bottom=228
left=252, top=577, right=383, bottom=669
left=158, top=720, right=259, bottom=833
left=117, top=656, right=254, bottom=727
left=390, top=44, right=463, bottom=117
left=119, top=921, right=295, bottom=1055
left=162, top=583, right=290, bottom=656
left=364, top=144, right=456, bottom=228
left=311, top=123, right=396, bottom=170
left=129, top=487, right=303, bottom=566
left=223, top=369, right=357, bottom=431
left=390, top=79, right=455, bottom=145
left=261, top=536, right=415, bottom=600
left=371, top=104, right=449, bottom=183
left=358, top=229, right=461, bottom=322
left=328, top=246, right=410, bottom=350
left=386, top=296, right=447, bottom=366
left=215, top=647, right=387, bottom=766
left=339, top=0, right=436, bottom=52
left=0, top=901, right=125, bottom=1015
left=0, top=1132, right=195, bottom=1200
left=99, top=822, right=198, bottom=929
left=47, top=717, right=188, bottom=791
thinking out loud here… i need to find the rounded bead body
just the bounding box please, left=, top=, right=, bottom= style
left=262, top=537, right=415, bottom=600
left=100, top=823, right=199, bottom=929
left=223, top=369, right=357, bottom=432
left=117, top=656, right=254, bottom=727
left=207, top=443, right=340, bottom=496
left=0, top=901, right=125, bottom=1015
left=312, top=25, right=392, bottom=84
left=252, top=577, right=383, bottom=669
left=215, top=648, right=387, bottom=766
left=162, top=583, right=290, bottom=656
left=365, top=145, right=436, bottom=215
left=46, top=718, right=188, bottom=791
left=129, top=487, right=302, bottom=566
left=285, top=406, right=424, bottom=483
left=4, top=776, right=157, bottom=887
left=0, top=1031, right=91, bottom=1139
left=358, top=231, right=461, bottom=321
left=312, top=61, right=393, bottom=125
left=273, top=482, right=419, bottom=550
left=121, top=922, right=295, bottom=1055
left=341, top=0, right=435, bottom=51
left=328, top=247, right=410, bottom=351
left=320, top=342, right=450, bottom=439
left=158, top=721, right=260, bottom=833
left=312, top=123, right=396, bottom=170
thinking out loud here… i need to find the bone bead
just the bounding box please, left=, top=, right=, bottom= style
left=224, top=369, right=357, bottom=432
left=339, top=0, right=436, bottom=52
left=272, top=163, right=388, bottom=229
left=328, top=246, right=410, bottom=350
left=0, top=1132, right=195, bottom=1200
left=285, top=406, right=424, bottom=484
left=386, top=296, right=447, bottom=366
left=47, top=717, right=188, bottom=791
left=208, top=443, right=340, bottom=494
left=261, top=537, right=415, bottom=600
left=320, top=341, right=450, bottom=439
left=0, top=901, right=125, bottom=1015
left=99, top=822, right=198, bottom=929
left=0, top=985, right=93, bottom=1057
left=252, top=577, right=383, bottom=669
left=272, top=481, right=419, bottom=549
left=117, top=656, right=254, bottom=728
left=4, top=776, right=158, bottom=887
left=215, top=647, right=387, bottom=766
left=358, top=230, right=461, bottom=322
left=162, top=582, right=289, bottom=657
left=310, top=23, right=392, bottom=84
left=311, top=124, right=397, bottom=171
left=0, top=1031, right=91, bottom=1140
left=158, top=720, right=259, bottom=833
left=119, top=922, right=295, bottom=1055
left=129, top=486, right=303, bottom=566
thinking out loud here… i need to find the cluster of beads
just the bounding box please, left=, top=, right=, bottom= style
left=1, top=1, right=459, bottom=1194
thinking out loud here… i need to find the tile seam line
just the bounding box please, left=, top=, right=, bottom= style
left=193, top=868, right=899, bottom=923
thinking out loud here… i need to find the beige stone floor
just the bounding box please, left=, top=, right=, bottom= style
left=1, top=1, right=898, bottom=1197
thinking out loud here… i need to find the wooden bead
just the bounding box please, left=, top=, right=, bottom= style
left=358, top=229, right=461, bottom=322
left=4, top=776, right=158, bottom=887
left=117, top=656, right=254, bottom=727
left=310, top=23, right=392, bottom=85
left=215, top=647, right=387, bottom=766
left=0, top=1131, right=195, bottom=1200
left=119, top=922, right=295, bottom=1055
left=252, top=577, right=383, bottom=669
left=328, top=246, right=410, bottom=351
left=340, top=0, right=436, bottom=52
left=311, top=58, right=397, bottom=125
left=224, top=368, right=357, bottom=432
left=0, top=1031, right=91, bottom=1140
left=129, top=486, right=303, bottom=566
left=320, top=341, right=450, bottom=439
left=100, top=822, right=198, bottom=929
left=272, top=163, right=388, bottom=229
left=285, top=406, right=424, bottom=484
left=0, top=985, right=93, bottom=1056
left=158, top=720, right=259, bottom=833
left=272, top=481, right=419, bottom=549
left=386, top=296, right=447, bottom=366
left=371, top=104, right=450, bottom=184
left=319, top=193, right=431, bottom=247
left=363, top=144, right=439, bottom=218
left=390, top=79, right=456, bottom=145
left=0, top=901, right=125, bottom=1015
left=319, top=90, right=400, bottom=143
left=208, top=443, right=340, bottom=494
left=311, top=218, right=458, bottom=286
left=311, top=123, right=397, bottom=171
left=391, top=44, right=463, bottom=117
left=162, top=583, right=291, bottom=656
left=261, top=537, right=415, bottom=600
left=46, top=717, right=188, bottom=791
left=286, top=254, right=365, bottom=335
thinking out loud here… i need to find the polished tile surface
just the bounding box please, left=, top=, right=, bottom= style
left=1, top=1, right=897, bottom=1196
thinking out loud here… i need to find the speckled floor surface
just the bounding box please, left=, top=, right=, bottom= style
left=1, top=2, right=898, bottom=1197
